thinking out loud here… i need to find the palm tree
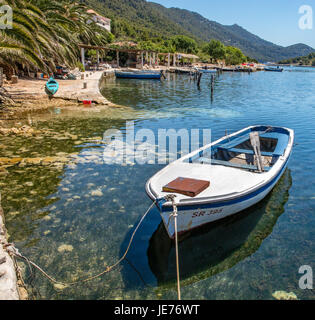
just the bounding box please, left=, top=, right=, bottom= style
left=0, top=0, right=113, bottom=79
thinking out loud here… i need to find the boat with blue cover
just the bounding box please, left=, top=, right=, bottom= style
left=264, top=66, right=284, bottom=72
left=115, top=70, right=162, bottom=79
left=146, top=125, right=294, bottom=238
left=45, top=77, right=59, bottom=96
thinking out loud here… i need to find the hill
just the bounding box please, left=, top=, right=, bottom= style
left=278, top=52, right=315, bottom=66
left=85, top=0, right=314, bottom=62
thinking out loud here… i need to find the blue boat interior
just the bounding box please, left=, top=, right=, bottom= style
left=186, top=126, right=290, bottom=172
left=45, top=78, right=59, bottom=95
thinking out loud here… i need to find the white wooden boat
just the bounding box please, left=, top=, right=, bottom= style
left=146, top=125, right=294, bottom=238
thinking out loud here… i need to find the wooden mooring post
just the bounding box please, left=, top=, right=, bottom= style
left=210, top=74, right=215, bottom=102
left=197, top=72, right=202, bottom=88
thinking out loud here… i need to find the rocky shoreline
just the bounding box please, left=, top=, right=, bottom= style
left=0, top=195, right=28, bottom=300
left=0, top=70, right=124, bottom=120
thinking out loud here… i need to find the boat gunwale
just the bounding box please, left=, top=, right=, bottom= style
left=146, top=125, right=294, bottom=208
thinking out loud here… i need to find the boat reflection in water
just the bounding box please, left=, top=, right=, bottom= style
left=147, top=169, right=292, bottom=288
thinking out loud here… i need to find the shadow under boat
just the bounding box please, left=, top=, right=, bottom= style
left=120, top=169, right=292, bottom=291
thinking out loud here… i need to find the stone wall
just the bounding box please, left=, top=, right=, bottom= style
left=0, top=194, right=19, bottom=300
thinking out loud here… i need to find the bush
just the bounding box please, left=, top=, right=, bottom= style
left=76, top=62, right=85, bottom=72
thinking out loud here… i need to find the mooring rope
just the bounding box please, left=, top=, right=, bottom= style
left=165, top=195, right=181, bottom=300
left=4, top=201, right=156, bottom=287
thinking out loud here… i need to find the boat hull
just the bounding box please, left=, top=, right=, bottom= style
left=45, top=78, right=59, bottom=96
left=115, top=72, right=161, bottom=79
left=198, top=69, right=217, bottom=74
left=264, top=68, right=283, bottom=72
left=157, top=153, right=291, bottom=238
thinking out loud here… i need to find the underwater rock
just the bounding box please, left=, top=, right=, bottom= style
left=24, top=181, right=34, bottom=187
left=0, top=167, right=8, bottom=176
left=25, top=158, right=42, bottom=165
left=272, top=291, right=298, bottom=300
left=53, top=283, right=69, bottom=290
left=57, top=244, right=74, bottom=253
left=91, top=189, right=103, bottom=197
left=9, top=211, right=20, bottom=217
left=0, top=125, right=37, bottom=137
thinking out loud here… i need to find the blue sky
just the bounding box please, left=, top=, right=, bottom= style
left=150, top=0, right=315, bottom=48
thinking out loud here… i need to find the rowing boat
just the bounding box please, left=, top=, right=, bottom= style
left=115, top=70, right=162, bottom=79
left=146, top=125, right=294, bottom=238
left=264, top=67, right=284, bottom=72
left=45, top=77, right=59, bottom=96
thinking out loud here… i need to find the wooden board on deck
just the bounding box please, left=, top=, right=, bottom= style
left=162, top=177, right=210, bottom=197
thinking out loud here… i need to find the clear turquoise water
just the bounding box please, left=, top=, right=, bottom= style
left=1, top=67, right=314, bottom=299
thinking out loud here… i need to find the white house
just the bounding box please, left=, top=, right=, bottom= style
left=87, top=9, right=111, bottom=33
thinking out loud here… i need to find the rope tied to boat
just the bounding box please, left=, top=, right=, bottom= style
left=4, top=201, right=157, bottom=287
left=164, top=195, right=181, bottom=300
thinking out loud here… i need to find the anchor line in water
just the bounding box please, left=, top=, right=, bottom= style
left=4, top=201, right=157, bottom=287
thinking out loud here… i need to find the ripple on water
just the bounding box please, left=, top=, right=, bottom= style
left=0, top=68, right=314, bottom=299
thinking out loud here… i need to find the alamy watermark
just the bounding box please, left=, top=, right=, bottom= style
left=298, top=265, right=313, bottom=290
left=299, top=5, right=313, bottom=30
left=0, top=5, right=12, bottom=29
left=102, top=121, right=212, bottom=165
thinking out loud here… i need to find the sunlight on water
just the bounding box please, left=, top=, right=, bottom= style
left=0, top=68, right=314, bottom=300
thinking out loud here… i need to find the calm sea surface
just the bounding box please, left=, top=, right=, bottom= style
left=0, top=67, right=314, bottom=299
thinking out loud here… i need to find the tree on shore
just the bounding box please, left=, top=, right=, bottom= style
left=0, top=0, right=113, bottom=79
left=225, top=46, right=247, bottom=65
left=203, top=39, right=226, bottom=63
left=171, top=35, right=197, bottom=54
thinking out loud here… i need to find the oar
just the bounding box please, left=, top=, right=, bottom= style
left=250, top=132, right=264, bottom=172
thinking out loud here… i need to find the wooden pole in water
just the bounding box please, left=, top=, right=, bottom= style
left=210, top=74, right=214, bottom=101
left=197, top=72, right=202, bottom=87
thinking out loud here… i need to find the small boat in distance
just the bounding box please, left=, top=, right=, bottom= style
left=45, top=77, right=59, bottom=96
left=264, top=66, right=284, bottom=72
left=115, top=70, right=162, bottom=80
left=195, top=67, right=217, bottom=74
left=146, top=125, right=294, bottom=238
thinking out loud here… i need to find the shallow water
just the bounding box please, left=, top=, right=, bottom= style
left=0, top=67, right=314, bottom=300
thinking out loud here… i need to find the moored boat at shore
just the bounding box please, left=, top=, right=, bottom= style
left=146, top=125, right=294, bottom=238
left=264, top=66, right=284, bottom=72
left=115, top=70, right=162, bottom=79
left=45, top=77, right=59, bottom=96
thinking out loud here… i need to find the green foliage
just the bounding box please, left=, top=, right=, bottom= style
left=171, top=35, right=197, bottom=54
left=225, top=46, right=247, bottom=65
left=203, top=40, right=226, bottom=62
left=0, top=0, right=114, bottom=78
left=85, top=0, right=314, bottom=62
left=279, top=52, right=315, bottom=66
left=76, top=61, right=85, bottom=72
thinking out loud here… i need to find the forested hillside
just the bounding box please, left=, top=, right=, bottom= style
left=85, top=0, right=314, bottom=62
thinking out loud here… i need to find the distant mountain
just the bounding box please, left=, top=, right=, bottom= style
left=278, top=52, right=315, bottom=66
left=86, top=0, right=314, bottom=62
